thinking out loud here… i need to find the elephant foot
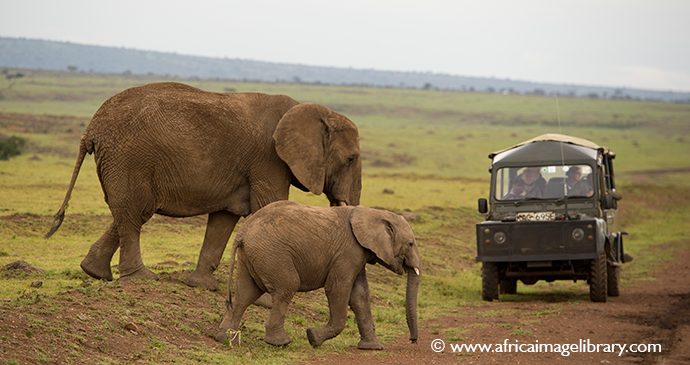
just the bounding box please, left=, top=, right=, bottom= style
left=306, top=328, right=324, bottom=348
left=214, top=329, right=228, bottom=343
left=184, top=270, right=219, bottom=291
left=264, top=330, right=291, bottom=347
left=358, top=339, right=384, bottom=351
left=119, top=266, right=157, bottom=281
left=80, top=256, right=113, bottom=281
left=253, top=293, right=272, bottom=308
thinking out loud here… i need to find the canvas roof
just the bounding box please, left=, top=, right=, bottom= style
left=489, top=133, right=610, bottom=159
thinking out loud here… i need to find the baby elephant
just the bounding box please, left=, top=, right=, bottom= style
left=215, top=201, right=421, bottom=349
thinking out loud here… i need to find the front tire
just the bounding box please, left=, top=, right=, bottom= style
left=500, top=278, right=517, bottom=295
left=482, top=262, right=499, bottom=301
left=589, top=252, right=607, bottom=302
left=607, top=240, right=621, bottom=297
left=607, top=264, right=620, bottom=297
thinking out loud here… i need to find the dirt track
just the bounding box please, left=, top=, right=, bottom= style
left=304, top=243, right=690, bottom=365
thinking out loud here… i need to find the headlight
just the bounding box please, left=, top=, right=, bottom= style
left=494, top=231, right=507, bottom=244
left=572, top=228, right=585, bottom=241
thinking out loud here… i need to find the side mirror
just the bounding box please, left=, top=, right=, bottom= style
left=610, top=189, right=622, bottom=201
left=603, top=195, right=618, bottom=209
left=478, top=198, right=488, bottom=214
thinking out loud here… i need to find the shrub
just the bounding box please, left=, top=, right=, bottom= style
left=0, top=135, right=26, bottom=160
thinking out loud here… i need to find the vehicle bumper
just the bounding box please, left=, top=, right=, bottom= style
left=476, top=218, right=606, bottom=262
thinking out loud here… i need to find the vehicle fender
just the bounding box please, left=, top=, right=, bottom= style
left=615, top=231, right=629, bottom=263
left=595, top=218, right=607, bottom=254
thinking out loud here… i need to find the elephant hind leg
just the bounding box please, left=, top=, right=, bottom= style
left=252, top=293, right=273, bottom=308
left=112, top=206, right=155, bottom=280
left=215, top=258, right=263, bottom=344
left=81, top=222, right=119, bottom=280
left=264, top=288, right=296, bottom=346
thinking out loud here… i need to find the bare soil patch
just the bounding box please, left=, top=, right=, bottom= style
left=327, top=103, right=468, bottom=122
left=363, top=150, right=417, bottom=168
left=0, top=213, right=209, bottom=238
left=0, top=112, right=87, bottom=135
left=1, top=260, right=45, bottom=278
left=0, top=276, right=227, bottom=364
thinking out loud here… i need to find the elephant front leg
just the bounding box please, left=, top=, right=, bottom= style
left=186, top=211, right=240, bottom=291
left=306, top=274, right=354, bottom=347
left=80, top=222, right=118, bottom=280
left=349, top=269, right=383, bottom=350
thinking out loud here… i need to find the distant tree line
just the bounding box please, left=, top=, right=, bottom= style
left=2, top=37, right=689, bottom=103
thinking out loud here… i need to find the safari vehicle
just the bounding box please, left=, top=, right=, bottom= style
left=476, top=134, right=628, bottom=302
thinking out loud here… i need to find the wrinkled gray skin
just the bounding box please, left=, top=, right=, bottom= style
left=215, top=201, right=421, bottom=349
left=46, top=83, right=362, bottom=290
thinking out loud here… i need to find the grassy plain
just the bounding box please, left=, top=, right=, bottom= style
left=1, top=70, right=690, bottom=364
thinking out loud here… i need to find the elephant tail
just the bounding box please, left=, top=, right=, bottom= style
left=45, top=135, right=92, bottom=239
left=226, top=238, right=242, bottom=308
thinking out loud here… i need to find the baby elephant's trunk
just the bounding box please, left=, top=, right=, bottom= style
left=405, top=268, right=420, bottom=343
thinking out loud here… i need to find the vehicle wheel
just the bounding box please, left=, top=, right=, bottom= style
left=481, top=262, right=499, bottom=301
left=607, top=264, right=620, bottom=297
left=500, top=279, right=517, bottom=295
left=606, top=239, right=621, bottom=297
left=520, top=278, right=538, bottom=286
left=589, top=252, right=607, bottom=302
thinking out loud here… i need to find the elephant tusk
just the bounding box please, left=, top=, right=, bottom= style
left=414, top=267, right=420, bottom=276
left=337, top=201, right=347, bottom=206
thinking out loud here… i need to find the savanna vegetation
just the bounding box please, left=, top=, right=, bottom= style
left=1, top=70, right=689, bottom=364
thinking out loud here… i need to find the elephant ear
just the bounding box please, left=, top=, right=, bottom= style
left=273, top=103, right=331, bottom=195
left=350, top=207, right=396, bottom=267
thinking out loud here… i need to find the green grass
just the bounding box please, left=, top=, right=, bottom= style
left=1, top=70, right=690, bottom=364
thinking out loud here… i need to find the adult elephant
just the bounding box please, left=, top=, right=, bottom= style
left=45, top=82, right=362, bottom=291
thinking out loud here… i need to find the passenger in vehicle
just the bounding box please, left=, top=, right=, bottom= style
left=504, top=167, right=546, bottom=199
left=566, top=166, right=593, bottom=197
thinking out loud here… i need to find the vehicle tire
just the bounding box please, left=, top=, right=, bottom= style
left=607, top=264, right=620, bottom=297
left=481, top=262, right=499, bottom=301
left=520, top=278, right=538, bottom=286
left=589, top=252, right=607, bottom=302
left=606, top=239, right=621, bottom=297
left=500, top=279, right=517, bottom=295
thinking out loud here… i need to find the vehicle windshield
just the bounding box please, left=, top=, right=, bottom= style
left=494, top=164, right=594, bottom=201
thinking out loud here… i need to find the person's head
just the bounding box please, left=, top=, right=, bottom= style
left=510, top=184, right=525, bottom=196
left=566, top=166, right=582, bottom=182
left=520, top=167, right=541, bottom=185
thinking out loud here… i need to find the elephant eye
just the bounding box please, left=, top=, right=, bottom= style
left=346, top=155, right=357, bottom=166
left=408, top=241, right=414, bottom=247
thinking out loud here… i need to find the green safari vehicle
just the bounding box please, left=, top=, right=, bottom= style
left=476, top=134, right=629, bottom=302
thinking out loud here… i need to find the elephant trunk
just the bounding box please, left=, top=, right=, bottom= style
left=405, top=268, right=420, bottom=343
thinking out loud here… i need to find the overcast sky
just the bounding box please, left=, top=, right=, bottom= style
left=2, top=0, right=689, bottom=91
